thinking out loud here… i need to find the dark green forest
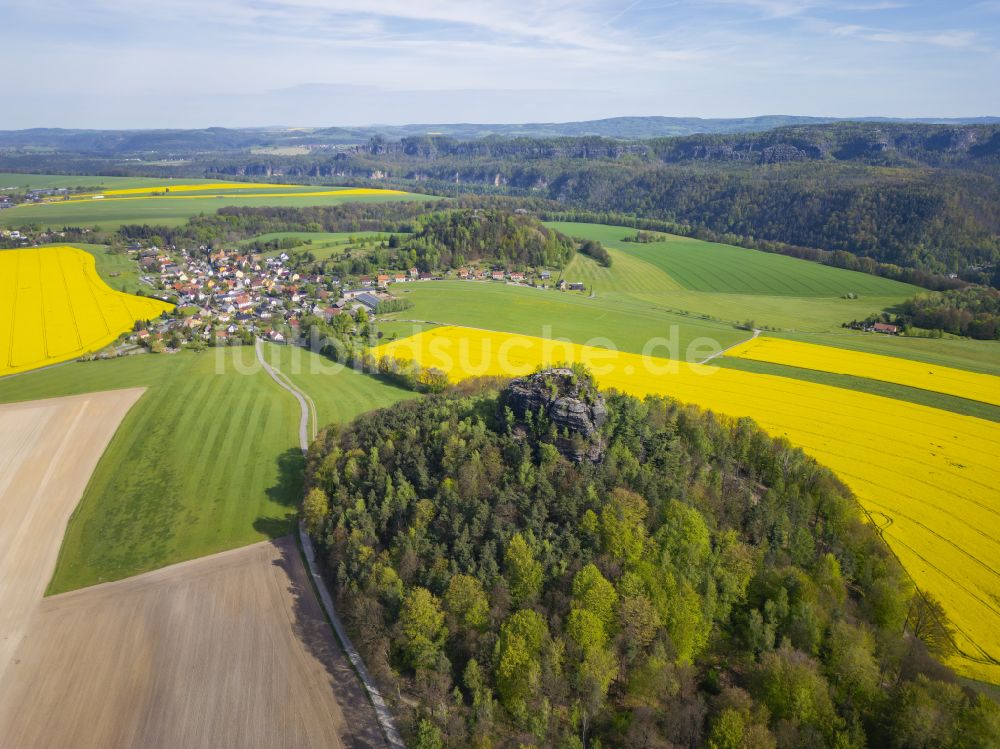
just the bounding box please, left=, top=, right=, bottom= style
left=5, top=122, right=999, bottom=281
left=303, top=370, right=1000, bottom=749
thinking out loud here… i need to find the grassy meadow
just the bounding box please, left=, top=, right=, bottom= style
left=0, top=173, right=227, bottom=191
left=0, top=347, right=413, bottom=592
left=551, top=221, right=918, bottom=332
left=243, top=230, right=411, bottom=260
left=384, top=280, right=750, bottom=360
left=0, top=188, right=429, bottom=229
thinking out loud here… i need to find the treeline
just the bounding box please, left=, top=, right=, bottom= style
left=577, top=239, right=612, bottom=267
left=402, top=209, right=575, bottom=270
left=117, top=200, right=440, bottom=249
left=901, top=287, right=1000, bottom=339
left=303, top=373, right=998, bottom=748
left=119, top=202, right=575, bottom=274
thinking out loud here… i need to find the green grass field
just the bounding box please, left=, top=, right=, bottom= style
left=0, top=190, right=435, bottom=230
left=551, top=222, right=918, bottom=333
left=260, top=343, right=419, bottom=427
left=243, top=231, right=411, bottom=260
left=383, top=281, right=749, bottom=360
left=548, top=222, right=919, bottom=297
left=0, top=347, right=413, bottom=592
left=0, top=173, right=226, bottom=191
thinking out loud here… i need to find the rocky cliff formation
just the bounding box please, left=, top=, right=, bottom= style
left=499, top=368, right=607, bottom=463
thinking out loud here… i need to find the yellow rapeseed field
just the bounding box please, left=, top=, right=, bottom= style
left=374, top=325, right=1000, bottom=683
left=728, top=335, right=1000, bottom=407
left=83, top=182, right=293, bottom=196
left=0, top=246, right=172, bottom=377
left=55, top=187, right=406, bottom=205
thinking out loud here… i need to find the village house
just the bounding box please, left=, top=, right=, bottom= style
left=871, top=322, right=900, bottom=335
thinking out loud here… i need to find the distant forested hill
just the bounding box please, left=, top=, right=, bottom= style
left=223, top=124, right=996, bottom=277
left=3, top=122, right=998, bottom=278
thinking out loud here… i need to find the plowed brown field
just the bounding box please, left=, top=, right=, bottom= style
left=0, top=391, right=384, bottom=749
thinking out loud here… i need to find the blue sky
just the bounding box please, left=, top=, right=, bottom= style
left=1, top=0, right=998, bottom=128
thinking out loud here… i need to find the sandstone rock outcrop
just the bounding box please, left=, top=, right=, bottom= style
left=499, top=368, right=606, bottom=463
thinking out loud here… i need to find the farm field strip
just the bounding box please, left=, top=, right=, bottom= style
left=55, top=187, right=407, bottom=204
left=0, top=246, right=172, bottom=377
left=727, top=335, right=1000, bottom=407
left=75, top=181, right=299, bottom=196
left=373, top=325, right=1000, bottom=683
left=0, top=389, right=145, bottom=685
left=0, top=190, right=437, bottom=229
left=0, top=347, right=417, bottom=593
left=0, top=536, right=382, bottom=749
left=544, top=221, right=919, bottom=298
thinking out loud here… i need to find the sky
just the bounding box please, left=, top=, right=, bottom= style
left=1, top=0, right=998, bottom=129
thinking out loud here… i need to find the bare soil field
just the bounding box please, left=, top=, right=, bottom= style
left=0, top=389, right=146, bottom=682
left=0, top=538, right=384, bottom=749
left=0, top=391, right=385, bottom=749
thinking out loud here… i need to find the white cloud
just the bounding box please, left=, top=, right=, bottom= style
left=830, top=23, right=979, bottom=48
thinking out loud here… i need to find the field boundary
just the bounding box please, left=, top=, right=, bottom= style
left=255, top=338, right=405, bottom=749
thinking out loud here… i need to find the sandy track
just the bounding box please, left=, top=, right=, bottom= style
left=0, top=391, right=386, bottom=749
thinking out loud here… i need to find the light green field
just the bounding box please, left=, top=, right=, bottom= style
left=244, top=231, right=411, bottom=260
left=550, top=222, right=918, bottom=333
left=259, top=342, right=418, bottom=428
left=543, top=222, right=1000, bottom=373
left=0, top=347, right=413, bottom=593
left=0, top=173, right=225, bottom=191
left=0, top=189, right=434, bottom=230
left=562, top=254, right=907, bottom=333
left=629, top=289, right=911, bottom=332
left=547, top=221, right=919, bottom=297
left=382, top=281, right=749, bottom=360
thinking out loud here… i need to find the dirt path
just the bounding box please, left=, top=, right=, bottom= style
left=700, top=327, right=760, bottom=364
left=0, top=388, right=146, bottom=685
left=256, top=339, right=405, bottom=749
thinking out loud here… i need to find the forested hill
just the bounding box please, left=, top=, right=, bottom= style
left=201, top=123, right=1000, bottom=277
left=3, top=116, right=997, bottom=152
left=4, top=122, right=998, bottom=277
left=302, top=369, right=999, bottom=749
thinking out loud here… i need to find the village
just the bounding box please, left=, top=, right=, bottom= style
left=122, top=244, right=586, bottom=352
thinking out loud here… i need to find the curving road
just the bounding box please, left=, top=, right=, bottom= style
left=256, top=339, right=405, bottom=749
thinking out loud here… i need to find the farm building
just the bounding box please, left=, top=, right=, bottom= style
left=871, top=322, right=900, bottom=335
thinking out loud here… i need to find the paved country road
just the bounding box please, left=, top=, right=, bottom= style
left=256, top=339, right=405, bottom=749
